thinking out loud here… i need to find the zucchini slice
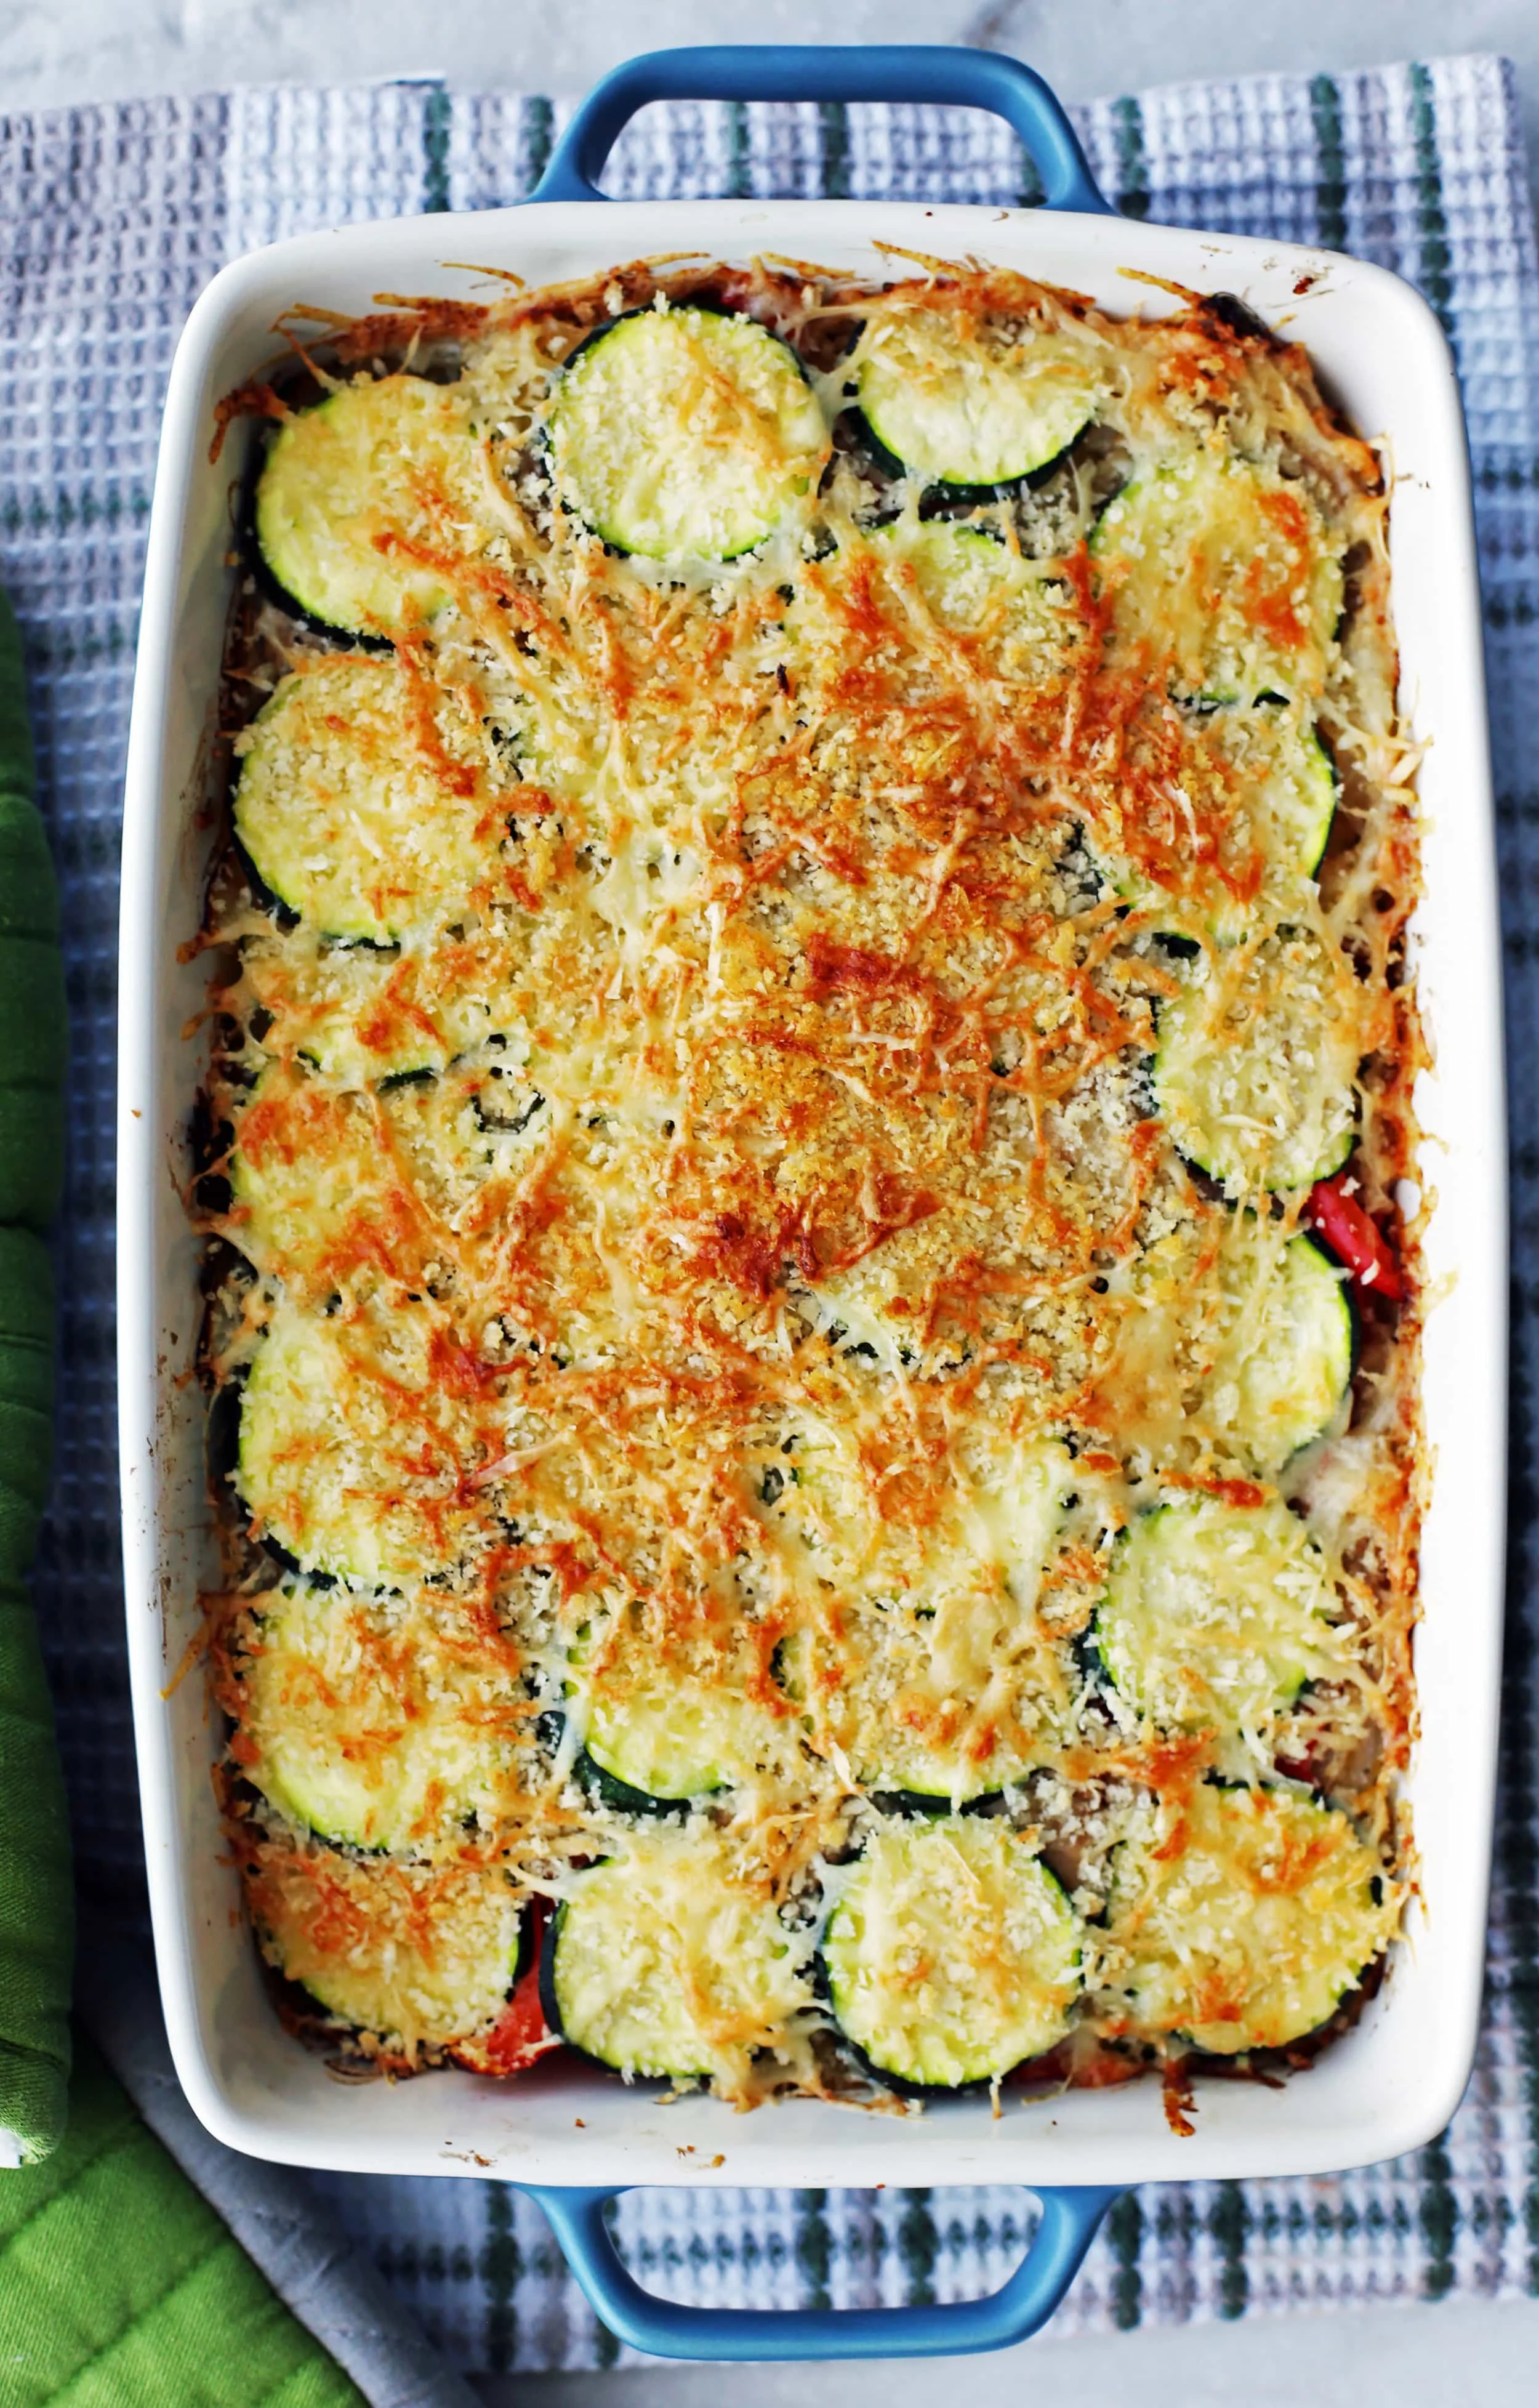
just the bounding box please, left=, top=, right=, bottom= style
left=1104, top=1782, right=1395, bottom=2053
left=790, top=1237, right=970, bottom=1380
left=1104, top=706, right=1338, bottom=923
left=228, top=1055, right=552, bottom=1294
left=227, top=1063, right=407, bottom=1290
left=1214, top=709, right=1338, bottom=887
left=1209, top=1223, right=1353, bottom=1468
left=234, top=1581, right=526, bottom=1851
left=763, top=1427, right=1077, bottom=1802
left=1096, top=1215, right=1352, bottom=1474
left=235, top=1299, right=492, bottom=1585
left=568, top=1601, right=797, bottom=1803
left=241, top=933, right=513, bottom=1088
left=1095, top=1497, right=1349, bottom=1750
left=1152, top=924, right=1359, bottom=1195
left=233, top=654, right=505, bottom=941
left=254, top=373, right=487, bottom=635
left=246, top=1845, right=524, bottom=2058
left=545, top=308, right=829, bottom=562
left=821, top=1818, right=1081, bottom=2087
left=1090, top=450, right=1343, bottom=704
left=818, top=1622, right=1074, bottom=1806
left=540, top=1826, right=813, bottom=2085
left=854, top=310, right=1101, bottom=489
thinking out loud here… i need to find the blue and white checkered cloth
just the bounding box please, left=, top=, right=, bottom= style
left=1, top=47, right=1535, bottom=2377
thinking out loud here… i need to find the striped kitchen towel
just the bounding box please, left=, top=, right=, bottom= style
left=0, top=47, right=1534, bottom=2375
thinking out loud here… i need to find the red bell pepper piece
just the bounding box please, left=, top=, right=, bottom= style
left=467, top=1901, right=558, bottom=2077
left=478, top=1965, right=553, bottom=2076
left=1306, top=1174, right=1404, bottom=1303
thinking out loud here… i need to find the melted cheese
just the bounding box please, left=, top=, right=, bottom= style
left=1096, top=1497, right=1351, bottom=1763
left=852, top=304, right=1104, bottom=485
left=231, top=1581, right=532, bottom=1849
left=550, top=1825, right=816, bottom=2095
left=246, top=1844, right=523, bottom=2061
left=255, top=372, right=494, bottom=633
left=204, top=255, right=1421, bottom=2106
left=1101, top=1782, right=1396, bottom=2054
left=236, top=1296, right=507, bottom=1585
left=1090, top=448, right=1343, bottom=704
left=546, top=305, right=830, bottom=562
left=571, top=1597, right=803, bottom=1798
left=233, top=651, right=517, bottom=940
left=822, top=1818, right=1082, bottom=2084
left=1153, top=924, right=1360, bottom=1197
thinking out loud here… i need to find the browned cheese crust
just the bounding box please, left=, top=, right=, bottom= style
left=191, top=254, right=1424, bottom=2100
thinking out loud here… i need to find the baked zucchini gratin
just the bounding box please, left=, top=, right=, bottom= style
left=193, top=254, right=1424, bottom=2114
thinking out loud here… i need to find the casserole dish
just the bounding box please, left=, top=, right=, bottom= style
left=117, top=46, right=1505, bottom=2360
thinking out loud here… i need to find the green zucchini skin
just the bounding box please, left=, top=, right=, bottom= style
left=235, top=1578, right=526, bottom=1851
left=572, top=1749, right=699, bottom=1819
left=564, top=1598, right=798, bottom=1806
left=257, top=1865, right=526, bottom=2053
left=233, top=1303, right=467, bottom=1588
left=536, top=1901, right=584, bottom=2066
left=1103, top=1779, right=1392, bottom=2054
left=231, top=653, right=504, bottom=943
left=810, top=1941, right=999, bottom=2102
left=865, top=1787, right=997, bottom=1819
left=1263, top=1229, right=1356, bottom=1460
left=538, top=1837, right=813, bottom=2084
left=1207, top=1222, right=1356, bottom=1472
left=853, top=417, right=1036, bottom=509
left=241, top=450, right=392, bottom=648
left=534, top=1897, right=606, bottom=2071
left=229, top=832, right=300, bottom=931
left=1299, top=722, right=1341, bottom=877
left=1151, top=926, right=1359, bottom=1199
left=1088, top=452, right=1344, bottom=707
left=546, top=307, right=829, bottom=563
left=242, top=466, right=393, bottom=648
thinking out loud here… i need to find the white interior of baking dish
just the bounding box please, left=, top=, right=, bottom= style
left=118, top=197, right=1505, bottom=2189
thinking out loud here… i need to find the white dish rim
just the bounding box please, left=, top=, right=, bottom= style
left=116, top=192, right=1506, bottom=2194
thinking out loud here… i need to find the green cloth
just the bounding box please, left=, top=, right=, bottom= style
left=0, top=1572, right=71, bottom=2162
left=0, top=590, right=356, bottom=2402
left=0, top=2036, right=366, bottom=2406
left=0, top=594, right=65, bottom=1236
left=0, top=592, right=70, bottom=2165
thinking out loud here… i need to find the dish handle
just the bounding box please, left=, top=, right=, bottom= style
left=527, top=45, right=1113, bottom=216
left=520, top=2181, right=1120, bottom=2362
